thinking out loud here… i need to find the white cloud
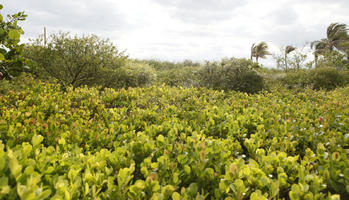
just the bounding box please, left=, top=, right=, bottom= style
left=1, top=0, right=349, bottom=67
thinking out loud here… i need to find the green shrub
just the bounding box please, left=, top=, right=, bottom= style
left=340, top=70, right=349, bottom=85
left=281, top=68, right=348, bottom=90
left=311, top=67, right=345, bottom=90
left=0, top=81, right=348, bottom=199
left=198, top=58, right=265, bottom=93
left=281, top=70, right=310, bottom=89
left=138, top=59, right=201, bottom=71
left=157, top=66, right=199, bottom=87
left=24, top=32, right=127, bottom=88
left=115, top=61, right=157, bottom=88
left=0, top=73, right=37, bottom=94
left=228, top=69, right=265, bottom=93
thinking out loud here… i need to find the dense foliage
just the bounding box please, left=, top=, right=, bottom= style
left=198, top=58, right=264, bottom=93
left=24, top=33, right=128, bottom=88
left=116, top=61, right=157, bottom=88
left=0, top=4, right=27, bottom=79
left=0, top=77, right=348, bottom=199
left=281, top=68, right=346, bottom=90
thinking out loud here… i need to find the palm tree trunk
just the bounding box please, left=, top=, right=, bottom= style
left=256, top=56, right=259, bottom=63
left=284, top=54, right=288, bottom=71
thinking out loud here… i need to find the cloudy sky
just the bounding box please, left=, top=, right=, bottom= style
left=2, top=0, right=349, bottom=67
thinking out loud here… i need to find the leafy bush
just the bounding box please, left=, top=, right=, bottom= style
left=157, top=66, right=199, bottom=87
left=281, top=68, right=348, bottom=90
left=114, top=61, right=157, bottom=88
left=139, top=59, right=201, bottom=71
left=0, top=79, right=348, bottom=199
left=198, top=58, right=265, bottom=93
left=0, top=73, right=36, bottom=94
left=281, top=70, right=310, bottom=89
left=316, top=50, right=349, bottom=70
left=24, top=32, right=127, bottom=88
left=0, top=4, right=28, bottom=79
left=311, top=67, right=345, bottom=90
left=341, top=70, right=349, bottom=85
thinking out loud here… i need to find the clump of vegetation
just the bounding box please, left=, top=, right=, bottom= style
left=0, top=78, right=348, bottom=199
left=0, top=4, right=27, bottom=79
left=24, top=33, right=128, bottom=88
left=115, top=61, right=157, bottom=88
left=311, top=67, right=345, bottom=90
left=1, top=2, right=349, bottom=199
left=198, top=58, right=265, bottom=93
left=281, top=67, right=346, bottom=90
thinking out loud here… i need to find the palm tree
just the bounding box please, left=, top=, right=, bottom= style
left=284, top=45, right=296, bottom=71
left=326, top=23, right=348, bottom=51
left=310, top=40, right=327, bottom=67
left=310, top=23, right=349, bottom=67
left=251, top=42, right=271, bottom=63
left=250, top=43, right=256, bottom=61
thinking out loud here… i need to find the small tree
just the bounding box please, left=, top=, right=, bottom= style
left=288, top=49, right=308, bottom=70
left=0, top=4, right=27, bottom=79
left=273, top=46, right=308, bottom=71
left=284, top=45, right=296, bottom=71
left=24, top=32, right=127, bottom=88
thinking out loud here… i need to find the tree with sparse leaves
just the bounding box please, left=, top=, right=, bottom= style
left=0, top=4, right=27, bottom=79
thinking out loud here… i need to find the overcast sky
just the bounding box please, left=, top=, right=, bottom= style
left=2, top=0, right=349, bottom=67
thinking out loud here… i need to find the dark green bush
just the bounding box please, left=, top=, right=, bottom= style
left=157, top=66, right=199, bottom=87
left=311, top=67, right=345, bottom=90
left=0, top=73, right=37, bottom=94
left=281, top=68, right=347, bottom=90
left=340, top=70, right=349, bottom=85
left=281, top=70, right=310, bottom=89
left=198, top=58, right=265, bottom=93
left=228, top=70, right=265, bottom=93
left=116, top=61, right=157, bottom=88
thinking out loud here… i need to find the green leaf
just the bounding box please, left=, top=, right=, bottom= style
left=250, top=190, right=265, bottom=200
left=329, top=194, right=340, bottom=200
left=270, top=181, right=280, bottom=198
left=9, top=157, right=22, bottom=179
left=8, top=29, right=20, bottom=40
left=118, top=167, right=134, bottom=187
left=38, top=189, right=51, bottom=200
left=157, top=134, right=165, bottom=143
left=0, top=176, right=8, bottom=187
left=0, top=4, right=3, bottom=10
left=0, top=14, right=3, bottom=22
left=32, top=135, right=44, bottom=146
left=184, top=165, right=191, bottom=174
left=0, top=53, right=4, bottom=61
left=188, top=183, right=198, bottom=196
left=173, top=172, right=179, bottom=184
left=172, top=192, right=181, bottom=200
left=233, top=179, right=245, bottom=192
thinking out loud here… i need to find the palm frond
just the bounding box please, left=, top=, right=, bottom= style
left=285, top=45, right=296, bottom=54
